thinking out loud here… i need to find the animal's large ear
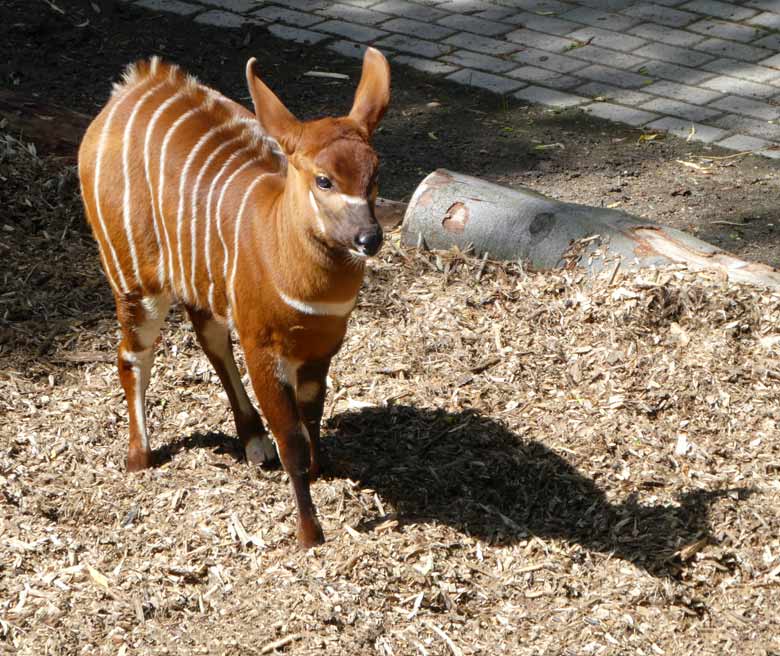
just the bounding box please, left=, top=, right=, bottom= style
left=349, top=48, right=391, bottom=137
left=245, top=57, right=302, bottom=154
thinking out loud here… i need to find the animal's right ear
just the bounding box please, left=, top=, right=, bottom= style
left=245, top=57, right=302, bottom=155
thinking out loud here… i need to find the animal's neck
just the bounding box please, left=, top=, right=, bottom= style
left=260, top=167, right=365, bottom=305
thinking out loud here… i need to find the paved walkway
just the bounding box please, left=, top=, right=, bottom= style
left=129, top=0, right=780, bottom=157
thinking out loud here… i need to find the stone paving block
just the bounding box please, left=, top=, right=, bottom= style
left=566, top=26, right=647, bottom=51
left=393, top=54, right=460, bottom=74
left=506, top=66, right=581, bottom=89
left=717, top=134, right=772, bottom=151
left=476, top=8, right=515, bottom=22
left=620, top=3, right=698, bottom=27
left=566, top=45, right=646, bottom=70
left=701, top=74, right=778, bottom=98
left=513, top=86, right=589, bottom=107
left=638, top=60, right=714, bottom=84
left=694, top=38, right=774, bottom=63
left=761, top=53, right=780, bottom=69
left=560, top=7, right=641, bottom=31
left=283, top=0, right=330, bottom=9
left=575, top=82, right=655, bottom=105
left=576, top=64, right=653, bottom=88
left=200, top=0, right=259, bottom=12
left=710, top=95, right=780, bottom=120
left=317, top=3, right=390, bottom=25
left=254, top=6, right=324, bottom=27
left=582, top=102, right=659, bottom=126
left=443, top=32, right=520, bottom=56
left=195, top=9, right=254, bottom=27
left=437, top=14, right=514, bottom=37
left=496, top=0, right=573, bottom=11
left=328, top=40, right=374, bottom=59
left=640, top=96, right=722, bottom=121
left=382, top=17, right=454, bottom=40
left=701, top=58, right=780, bottom=83
left=506, top=12, right=583, bottom=35
left=442, top=50, right=517, bottom=73
left=267, top=23, right=329, bottom=44
left=437, top=0, right=495, bottom=12
left=753, top=33, right=780, bottom=50
left=687, top=18, right=764, bottom=43
left=505, top=29, right=578, bottom=53
left=314, top=19, right=388, bottom=41
left=375, top=34, right=452, bottom=58
left=746, top=1, right=780, bottom=12
left=713, top=113, right=780, bottom=141
left=371, top=0, right=448, bottom=21
left=680, top=0, right=758, bottom=21
left=575, top=0, right=636, bottom=8
left=134, top=0, right=201, bottom=15
left=747, top=11, right=780, bottom=29
left=628, top=22, right=706, bottom=47
left=634, top=43, right=714, bottom=67
left=644, top=116, right=728, bottom=143
left=511, top=47, right=592, bottom=73
left=445, top=68, right=527, bottom=94
left=643, top=79, right=722, bottom=104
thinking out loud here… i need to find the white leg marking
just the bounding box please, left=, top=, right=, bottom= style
left=204, top=145, right=247, bottom=314
left=228, top=174, right=270, bottom=310
left=277, top=356, right=301, bottom=389
left=309, top=190, right=327, bottom=234
left=123, top=346, right=154, bottom=451
left=199, top=318, right=254, bottom=416
left=137, top=294, right=171, bottom=348
left=177, top=126, right=222, bottom=303
left=93, top=93, right=135, bottom=294
left=190, top=136, right=243, bottom=309
left=122, top=81, right=166, bottom=291
left=297, top=380, right=321, bottom=403
left=158, top=103, right=204, bottom=301
left=143, top=91, right=181, bottom=288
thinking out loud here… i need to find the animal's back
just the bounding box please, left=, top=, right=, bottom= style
left=79, top=57, right=283, bottom=318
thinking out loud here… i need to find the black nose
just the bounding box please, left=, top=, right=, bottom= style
left=354, top=226, right=383, bottom=256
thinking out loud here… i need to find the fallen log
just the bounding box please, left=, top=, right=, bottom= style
left=401, top=169, right=780, bottom=290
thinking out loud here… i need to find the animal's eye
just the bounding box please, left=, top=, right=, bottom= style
left=315, top=175, right=332, bottom=190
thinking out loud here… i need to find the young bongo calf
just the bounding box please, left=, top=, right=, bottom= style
left=78, top=49, right=390, bottom=547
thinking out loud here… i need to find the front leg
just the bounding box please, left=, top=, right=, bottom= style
left=296, top=359, right=331, bottom=480
left=243, top=342, right=324, bottom=548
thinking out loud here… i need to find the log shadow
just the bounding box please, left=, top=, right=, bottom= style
left=323, top=404, right=748, bottom=577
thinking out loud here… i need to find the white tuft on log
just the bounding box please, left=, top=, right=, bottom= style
left=400, top=169, right=780, bottom=290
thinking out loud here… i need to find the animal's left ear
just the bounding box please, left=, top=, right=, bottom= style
left=349, top=47, right=391, bottom=137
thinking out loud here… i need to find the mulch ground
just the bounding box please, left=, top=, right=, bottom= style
left=2, top=122, right=780, bottom=655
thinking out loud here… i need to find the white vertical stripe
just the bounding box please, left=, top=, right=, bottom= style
left=309, top=191, right=327, bottom=234
left=176, top=126, right=222, bottom=303
left=143, top=90, right=181, bottom=288
left=93, top=95, right=133, bottom=294
left=190, top=135, right=243, bottom=308
left=229, top=174, right=269, bottom=309
left=122, top=82, right=166, bottom=292
left=204, top=145, right=247, bottom=313
left=158, top=103, right=203, bottom=301
left=216, top=155, right=256, bottom=304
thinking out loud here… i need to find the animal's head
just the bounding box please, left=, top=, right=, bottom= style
left=246, top=48, right=390, bottom=258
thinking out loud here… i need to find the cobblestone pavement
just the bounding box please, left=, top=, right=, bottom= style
left=126, top=0, right=780, bottom=157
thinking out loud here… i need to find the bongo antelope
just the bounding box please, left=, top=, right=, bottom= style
left=78, top=49, right=391, bottom=547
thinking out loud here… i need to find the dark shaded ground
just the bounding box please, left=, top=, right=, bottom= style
left=2, top=0, right=780, bottom=268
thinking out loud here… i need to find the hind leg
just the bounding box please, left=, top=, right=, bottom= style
left=116, top=293, right=170, bottom=471
left=187, top=307, right=276, bottom=465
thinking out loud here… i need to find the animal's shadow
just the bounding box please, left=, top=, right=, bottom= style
left=321, top=405, right=746, bottom=577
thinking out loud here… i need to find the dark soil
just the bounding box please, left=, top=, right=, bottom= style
left=2, top=0, right=780, bottom=267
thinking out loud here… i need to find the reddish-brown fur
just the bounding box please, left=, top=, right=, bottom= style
left=78, top=49, right=391, bottom=547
